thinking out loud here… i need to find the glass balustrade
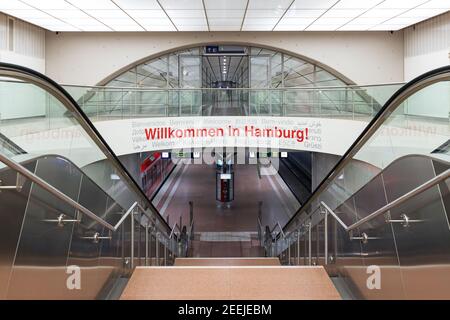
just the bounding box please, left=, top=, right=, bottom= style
left=59, top=84, right=402, bottom=122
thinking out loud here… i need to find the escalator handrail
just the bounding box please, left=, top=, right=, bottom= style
left=0, top=62, right=171, bottom=234
left=279, top=64, right=450, bottom=237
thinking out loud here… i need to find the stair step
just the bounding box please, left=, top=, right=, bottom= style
left=174, top=257, right=280, bottom=266
left=121, top=266, right=341, bottom=300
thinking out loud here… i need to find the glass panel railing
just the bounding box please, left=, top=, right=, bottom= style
left=270, top=66, right=450, bottom=299
left=60, top=85, right=402, bottom=122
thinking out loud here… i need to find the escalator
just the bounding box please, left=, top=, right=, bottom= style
left=266, top=65, right=450, bottom=299
left=0, top=63, right=191, bottom=299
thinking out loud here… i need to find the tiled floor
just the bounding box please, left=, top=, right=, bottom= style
left=120, top=265, right=341, bottom=300
left=157, top=164, right=295, bottom=233
left=154, top=162, right=297, bottom=257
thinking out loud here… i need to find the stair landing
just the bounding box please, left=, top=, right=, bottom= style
left=121, top=263, right=340, bottom=300
left=174, top=257, right=280, bottom=266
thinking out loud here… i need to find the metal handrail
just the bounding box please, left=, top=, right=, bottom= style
left=320, top=168, right=450, bottom=232
left=0, top=63, right=171, bottom=234
left=169, top=222, right=182, bottom=239
left=269, top=221, right=286, bottom=239
left=280, top=65, right=450, bottom=236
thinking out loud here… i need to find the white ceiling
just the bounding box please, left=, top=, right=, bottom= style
left=0, top=0, right=449, bottom=32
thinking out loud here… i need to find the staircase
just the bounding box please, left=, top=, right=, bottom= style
left=120, top=258, right=341, bottom=300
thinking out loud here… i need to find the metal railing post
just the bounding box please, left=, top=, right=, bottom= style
left=297, top=231, right=300, bottom=265
left=287, top=237, right=291, bottom=265
left=324, top=211, right=328, bottom=265
left=164, top=240, right=167, bottom=266
left=130, top=208, right=135, bottom=269
left=155, top=233, right=160, bottom=266
left=308, top=222, right=312, bottom=266
left=145, top=223, right=149, bottom=266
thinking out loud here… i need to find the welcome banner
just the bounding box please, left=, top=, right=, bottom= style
left=95, top=116, right=368, bottom=156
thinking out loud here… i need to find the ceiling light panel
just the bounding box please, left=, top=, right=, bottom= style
left=67, top=0, right=117, bottom=10
left=170, top=18, right=207, bottom=26
left=113, top=0, right=161, bottom=9
left=377, top=0, right=429, bottom=9
left=209, top=25, right=241, bottom=31
left=166, top=10, right=206, bottom=18
left=401, top=8, right=449, bottom=18
left=334, top=0, right=381, bottom=9
left=204, top=0, right=247, bottom=10
left=243, top=18, right=280, bottom=25
left=313, top=17, right=352, bottom=25
left=245, top=9, right=287, bottom=18
left=134, top=17, right=173, bottom=26
left=384, top=16, right=427, bottom=25
left=277, top=17, right=317, bottom=26
left=144, top=25, right=177, bottom=31
left=291, top=0, right=338, bottom=10
left=45, top=9, right=92, bottom=19
left=347, top=16, right=389, bottom=25
left=124, top=10, right=166, bottom=18
left=159, top=0, right=204, bottom=10
left=209, top=18, right=243, bottom=25
left=3, top=9, right=51, bottom=19
left=338, top=24, right=373, bottom=30
left=369, top=24, right=406, bottom=30
left=273, top=24, right=309, bottom=30
left=360, top=8, right=406, bottom=18
left=419, top=0, right=450, bottom=9
left=306, top=24, right=344, bottom=30
left=207, top=10, right=245, bottom=18
left=177, top=25, right=208, bottom=31
left=284, top=9, right=325, bottom=18
left=242, top=25, right=274, bottom=31
left=248, top=0, right=293, bottom=10
left=85, top=10, right=129, bottom=19
left=60, top=18, right=104, bottom=26
left=322, top=9, right=366, bottom=18
left=0, top=0, right=32, bottom=10
left=21, top=0, right=74, bottom=10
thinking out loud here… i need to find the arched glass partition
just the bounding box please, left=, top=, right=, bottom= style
left=69, top=45, right=400, bottom=119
